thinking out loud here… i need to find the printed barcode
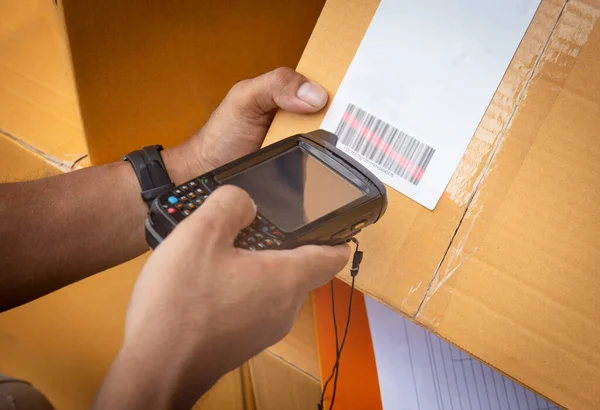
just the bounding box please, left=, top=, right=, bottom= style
left=335, top=103, right=435, bottom=185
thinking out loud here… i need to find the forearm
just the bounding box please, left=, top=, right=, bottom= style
left=0, top=145, right=199, bottom=311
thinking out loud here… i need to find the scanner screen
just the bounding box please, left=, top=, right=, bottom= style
left=223, top=147, right=363, bottom=232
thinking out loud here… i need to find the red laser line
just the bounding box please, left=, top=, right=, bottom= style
left=342, top=112, right=426, bottom=182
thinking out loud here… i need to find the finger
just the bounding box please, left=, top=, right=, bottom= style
left=221, top=67, right=329, bottom=117
left=182, top=185, right=256, bottom=246
left=261, top=244, right=351, bottom=292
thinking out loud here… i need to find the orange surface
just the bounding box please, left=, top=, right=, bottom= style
left=313, top=279, right=382, bottom=409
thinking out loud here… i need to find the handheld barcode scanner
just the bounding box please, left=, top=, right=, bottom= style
left=145, top=130, right=387, bottom=250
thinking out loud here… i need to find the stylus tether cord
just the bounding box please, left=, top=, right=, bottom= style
left=318, top=237, right=363, bottom=410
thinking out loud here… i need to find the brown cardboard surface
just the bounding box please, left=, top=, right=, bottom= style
left=265, top=0, right=566, bottom=317
left=57, top=0, right=326, bottom=165
left=0, top=0, right=325, bottom=167
left=265, top=0, right=600, bottom=407
left=249, top=351, right=320, bottom=410
left=0, top=0, right=86, bottom=166
left=0, top=250, right=145, bottom=409
left=417, top=1, right=600, bottom=407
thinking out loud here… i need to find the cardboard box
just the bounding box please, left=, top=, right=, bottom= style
left=0, top=131, right=62, bottom=180
left=265, top=0, right=600, bottom=408
left=1, top=0, right=326, bottom=166
left=56, top=0, right=327, bottom=165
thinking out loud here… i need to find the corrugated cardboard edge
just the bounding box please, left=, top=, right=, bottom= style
left=414, top=0, right=571, bottom=318
left=413, top=1, right=600, bottom=407
left=0, top=0, right=87, bottom=165
left=0, top=128, right=87, bottom=173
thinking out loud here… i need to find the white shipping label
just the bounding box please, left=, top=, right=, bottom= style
left=321, top=0, right=540, bottom=209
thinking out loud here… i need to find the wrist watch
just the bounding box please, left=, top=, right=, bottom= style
left=122, top=145, right=175, bottom=207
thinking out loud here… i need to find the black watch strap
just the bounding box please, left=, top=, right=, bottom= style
left=122, top=145, right=175, bottom=207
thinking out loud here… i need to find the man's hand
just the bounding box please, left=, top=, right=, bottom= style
left=93, top=186, right=350, bottom=410
left=0, top=67, right=328, bottom=311
left=164, top=67, right=329, bottom=184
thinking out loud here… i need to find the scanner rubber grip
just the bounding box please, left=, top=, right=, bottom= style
left=307, top=129, right=338, bottom=146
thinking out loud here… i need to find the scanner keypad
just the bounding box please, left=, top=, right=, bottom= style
left=235, top=215, right=284, bottom=251
left=162, top=177, right=284, bottom=251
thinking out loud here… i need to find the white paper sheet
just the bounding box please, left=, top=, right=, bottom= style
left=321, top=0, right=540, bottom=209
left=365, top=297, right=558, bottom=410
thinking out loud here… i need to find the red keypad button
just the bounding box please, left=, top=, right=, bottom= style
left=167, top=207, right=176, bottom=214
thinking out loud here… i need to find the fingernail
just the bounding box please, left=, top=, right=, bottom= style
left=296, top=82, right=328, bottom=109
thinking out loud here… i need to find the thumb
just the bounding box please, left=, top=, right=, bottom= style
left=221, top=67, right=329, bottom=117
left=184, top=185, right=256, bottom=246
left=268, top=244, right=351, bottom=292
